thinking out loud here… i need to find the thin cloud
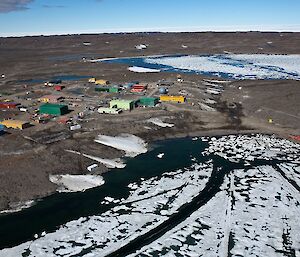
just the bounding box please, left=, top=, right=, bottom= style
left=43, top=4, right=65, bottom=9
left=0, top=0, right=33, bottom=13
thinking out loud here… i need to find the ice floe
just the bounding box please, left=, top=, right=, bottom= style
left=157, top=153, right=165, bottom=158
left=94, top=134, right=147, bottom=157
left=1, top=162, right=212, bottom=257
left=130, top=164, right=300, bottom=256
left=203, top=134, right=300, bottom=164
left=1, top=134, right=299, bottom=257
left=49, top=174, right=105, bottom=193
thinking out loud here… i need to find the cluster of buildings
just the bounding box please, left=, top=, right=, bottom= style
left=92, top=79, right=148, bottom=94
left=0, top=101, right=70, bottom=130
left=88, top=77, right=186, bottom=114
left=0, top=76, right=187, bottom=132
left=0, top=80, right=71, bottom=131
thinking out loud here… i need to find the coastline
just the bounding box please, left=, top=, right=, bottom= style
left=1, top=128, right=299, bottom=254
left=0, top=124, right=295, bottom=215
left=1, top=32, right=299, bottom=214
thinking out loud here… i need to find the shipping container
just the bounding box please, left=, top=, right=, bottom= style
left=160, top=95, right=185, bottom=103
left=70, top=124, right=81, bottom=131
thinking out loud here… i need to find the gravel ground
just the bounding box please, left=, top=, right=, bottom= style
left=0, top=32, right=299, bottom=212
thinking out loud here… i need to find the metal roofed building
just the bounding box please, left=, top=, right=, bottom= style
left=39, top=103, right=69, bottom=116
left=0, top=120, right=30, bottom=130
left=109, top=99, right=135, bottom=111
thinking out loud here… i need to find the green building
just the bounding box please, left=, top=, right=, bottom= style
left=109, top=99, right=135, bottom=111
left=109, top=87, right=120, bottom=93
left=39, top=103, right=69, bottom=116
left=138, top=97, right=159, bottom=107
left=95, top=86, right=120, bottom=93
left=95, top=87, right=109, bottom=92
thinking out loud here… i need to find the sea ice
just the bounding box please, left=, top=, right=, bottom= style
left=145, top=54, right=300, bottom=80
left=131, top=164, right=300, bottom=256
left=2, top=134, right=299, bottom=257
left=0, top=162, right=212, bottom=257
left=157, top=153, right=165, bottom=158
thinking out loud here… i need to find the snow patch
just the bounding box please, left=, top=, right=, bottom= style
left=0, top=200, right=35, bottom=214
left=135, top=44, right=148, bottom=50
left=128, top=66, right=160, bottom=73
left=49, top=174, right=105, bottom=193
left=66, top=150, right=126, bottom=169
left=95, top=134, right=147, bottom=157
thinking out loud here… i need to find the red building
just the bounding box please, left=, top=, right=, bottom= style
left=130, top=84, right=147, bottom=93
left=54, top=85, right=64, bottom=91
left=0, top=102, right=18, bottom=109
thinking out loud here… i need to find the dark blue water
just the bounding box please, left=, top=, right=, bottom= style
left=99, top=54, right=299, bottom=80
left=101, top=55, right=234, bottom=79
left=0, top=137, right=208, bottom=249
left=0, top=135, right=290, bottom=255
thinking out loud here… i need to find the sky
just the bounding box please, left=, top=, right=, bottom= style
left=0, top=0, right=300, bottom=37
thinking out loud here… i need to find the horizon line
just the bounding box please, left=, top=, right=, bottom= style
left=2, top=25, right=300, bottom=38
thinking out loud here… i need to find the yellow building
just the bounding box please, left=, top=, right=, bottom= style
left=160, top=95, right=185, bottom=103
left=0, top=120, right=30, bottom=130
left=38, top=95, right=62, bottom=103
left=95, top=79, right=109, bottom=85
left=88, top=77, right=96, bottom=83
left=39, top=96, right=50, bottom=103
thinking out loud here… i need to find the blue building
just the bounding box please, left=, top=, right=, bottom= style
left=0, top=124, right=5, bottom=135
